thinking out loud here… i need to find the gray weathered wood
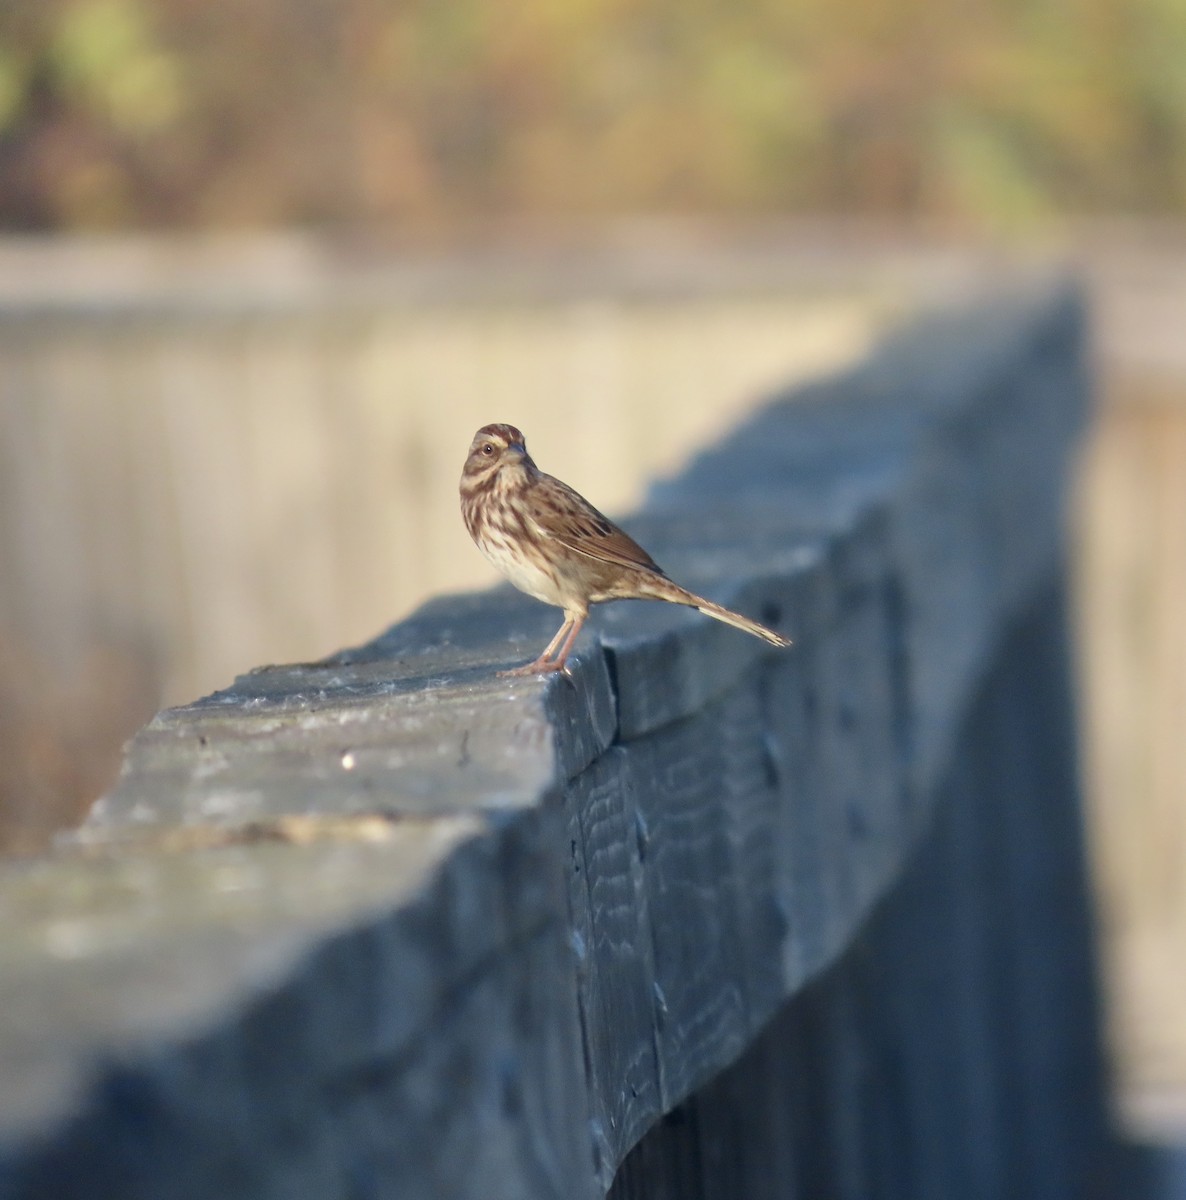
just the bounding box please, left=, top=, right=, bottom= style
left=0, top=283, right=1125, bottom=1198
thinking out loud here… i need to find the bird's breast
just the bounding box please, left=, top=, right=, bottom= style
left=474, top=521, right=571, bottom=608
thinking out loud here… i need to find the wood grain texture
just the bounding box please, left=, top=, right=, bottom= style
left=563, top=747, right=662, bottom=1186
left=0, top=284, right=1115, bottom=1199
left=612, top=585, right=1116, bottom=1200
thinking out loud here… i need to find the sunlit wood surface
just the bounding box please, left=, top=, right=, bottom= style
left=0, top=224, right=1182, bottom=1139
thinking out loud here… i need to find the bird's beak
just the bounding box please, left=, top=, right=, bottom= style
left=506, top=443, right=527, bottom=461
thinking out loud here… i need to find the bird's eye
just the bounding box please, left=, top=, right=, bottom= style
left=481, top=443, right=496, bottom=456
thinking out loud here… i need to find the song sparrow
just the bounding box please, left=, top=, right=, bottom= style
left=460, top=423, right=791, bottom=674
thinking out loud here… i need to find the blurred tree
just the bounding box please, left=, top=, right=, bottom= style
left=0, top=0, right=1184, bottom=230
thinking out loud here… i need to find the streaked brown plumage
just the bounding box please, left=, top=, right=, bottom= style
left=460, top=422, right=791, bottom=674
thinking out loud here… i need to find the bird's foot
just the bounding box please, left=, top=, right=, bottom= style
left=498, top=657, right=570, bottom=677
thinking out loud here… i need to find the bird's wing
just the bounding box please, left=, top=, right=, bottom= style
left=530, top=476, right=665, bottom=575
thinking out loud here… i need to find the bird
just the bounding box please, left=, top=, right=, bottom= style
left=459, top=422, right=791, bottom=674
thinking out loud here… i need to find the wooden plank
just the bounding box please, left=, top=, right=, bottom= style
left=0, top=285, right=1109, bottom=1199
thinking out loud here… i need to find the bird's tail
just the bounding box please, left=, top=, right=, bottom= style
left=693, top=595, right=792, bottom=647
left=642, top=577, right=791, bottom=647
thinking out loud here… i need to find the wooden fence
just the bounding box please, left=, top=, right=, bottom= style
left=0, top=235, right=888, bottom=711
left=0, top=284, right=1146, bottom=1197
left=0, top=235, right=885, bottom=853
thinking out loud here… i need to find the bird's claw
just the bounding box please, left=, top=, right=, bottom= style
left=498, top=657, right=571, bottom=678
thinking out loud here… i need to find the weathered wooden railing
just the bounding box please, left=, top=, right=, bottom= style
left=0, top=285, right=1124, bottom=1197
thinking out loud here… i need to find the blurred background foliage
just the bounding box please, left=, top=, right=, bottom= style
left=3, top=0, right=1186, bottom=231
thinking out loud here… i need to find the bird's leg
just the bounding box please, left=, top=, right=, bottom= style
left=538, top=616, right=574, bottom=663
left=499, top=611, right=588, bottom=676
left=550, top=613, right=586, bottom=671
left=499, top=616, right=573, bottom=676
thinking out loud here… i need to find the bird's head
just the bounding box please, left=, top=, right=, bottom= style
left=462, top=423, right=534, bottom=489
